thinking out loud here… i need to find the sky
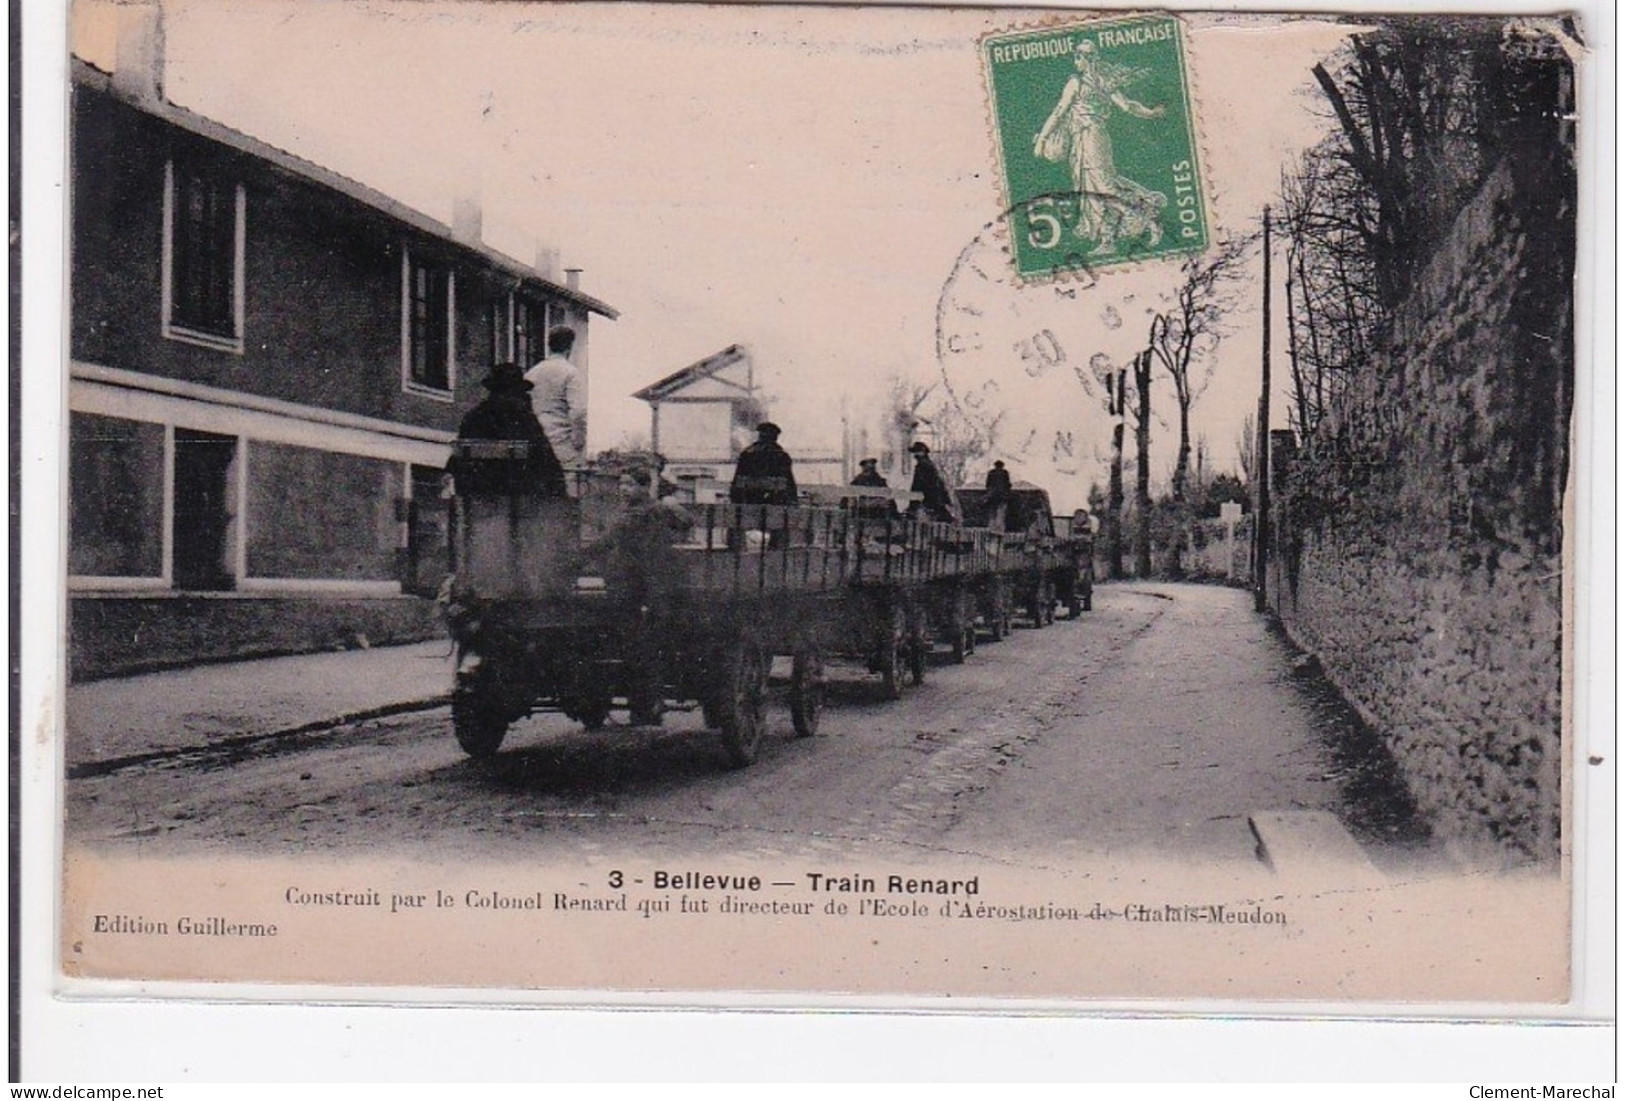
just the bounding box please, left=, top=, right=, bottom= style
left=77, top=0, right=1354, bottom=511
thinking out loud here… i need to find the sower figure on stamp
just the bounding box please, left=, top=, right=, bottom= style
left=447, top=362, right=568, bottom=498
left=984, top=459, right=1012, bottom=532
left=525, top=325, right=587, bottom=472
left=1033, top=39, right=1168, bottom=256
left=731, top=421, right=799, bottom=547
left=908, top=441, right=961, bottom=524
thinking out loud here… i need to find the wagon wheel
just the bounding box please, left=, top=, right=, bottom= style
left=452, top=681, right=509, bottom=759
left=907, top=613, right=929, bottom=686
left=987, top=585, right=1008, bottom=641
left=961, top=592, right=978, bottom=656
left=715, top=637, right=769, bottom=767
left=948, top=592, right=970, bottom=664
left=573, top=691, right=611, bottom=731
left=877, top=604, right=906, bottom=701
left=789, top=646, right=825, bottom=738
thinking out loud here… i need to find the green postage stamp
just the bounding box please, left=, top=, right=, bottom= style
left=982, top=13, right=1209, bottom=278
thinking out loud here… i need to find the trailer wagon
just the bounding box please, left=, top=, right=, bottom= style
left=440, top=447, right=1006, bottom=767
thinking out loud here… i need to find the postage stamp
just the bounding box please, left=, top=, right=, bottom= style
left=982, top=13, right=1209, bottom=277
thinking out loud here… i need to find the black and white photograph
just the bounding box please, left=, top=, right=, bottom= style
left=21, top=0, right=1612, bottom=1077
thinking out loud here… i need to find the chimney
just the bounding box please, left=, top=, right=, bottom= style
left=451, top=194, right=483, bottom=248
left=534, top=246, right=560, bottom=282
left=564, top=268, right=582, bottom=291
left=112, top=1, right=166, bottom=107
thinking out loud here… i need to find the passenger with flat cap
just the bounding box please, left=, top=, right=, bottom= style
left=851, top=457, right=887, bottom=489
left=849, top=456, right=895, bottom=518
left=908, top=440, right=960, bottom=524
left=448, top=362, right=567, bottom=497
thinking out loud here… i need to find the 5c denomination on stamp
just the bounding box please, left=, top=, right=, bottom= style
left=982, top=13, right=1209, bottom=279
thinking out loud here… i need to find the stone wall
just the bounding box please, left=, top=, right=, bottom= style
left=1270, top=145, right=1573, bottom=863
left=70, top=594, right=444, bottom=681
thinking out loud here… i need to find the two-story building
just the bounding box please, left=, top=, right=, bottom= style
left=67, top=46, right=616, bottom=679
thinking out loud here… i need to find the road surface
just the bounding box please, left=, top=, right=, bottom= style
left=66, top=584, right=1434, bottom=872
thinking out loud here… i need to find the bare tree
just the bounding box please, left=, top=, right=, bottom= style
left=1235, top=412, right=1256, bottom=485
left=885, top=375, right=999, bottom=488
left=1143, top=234, right=1252, bottom=575
left=1146, top=233, right=1254, bottom=509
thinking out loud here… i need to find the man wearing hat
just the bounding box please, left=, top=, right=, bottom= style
left=984, top=459, right=1013, bottom=532
left=908, top=440, right=960, bottom=524
left=730, top=421, right=798, bottom=507
left=848, top=457, right=895, bottom=519
left=448, top=362, right=567, bottom=497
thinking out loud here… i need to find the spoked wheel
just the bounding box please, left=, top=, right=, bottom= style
left=907, top=611, right=929, bottom=686
left=452, top=685, right=509, bottom=759
left=573, top=692, right=611, bottom=731
left=877, top=603, right=906, bottom=701
left=714, top=637, right=769, bottom=767
left=789, top=646, right=825, bottom=738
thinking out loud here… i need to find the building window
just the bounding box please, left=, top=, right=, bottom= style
left=402, top=248, right=455, bottom=397
left=512, top=294, right=554, bottom=370
left=162, top=158, right=246, bottom=352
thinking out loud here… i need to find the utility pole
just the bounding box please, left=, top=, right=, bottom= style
left=1254, top=205, right=1272, bottom=613
left=1107, top=367, right=1126, bottom=580
left=1133, top=348, right=1153, bottom=579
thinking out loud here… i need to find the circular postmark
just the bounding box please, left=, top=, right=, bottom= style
left=932, top=199, right=1175, bottom=508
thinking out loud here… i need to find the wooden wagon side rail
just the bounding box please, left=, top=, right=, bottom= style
left=452, top=491, right=1054, bottom=605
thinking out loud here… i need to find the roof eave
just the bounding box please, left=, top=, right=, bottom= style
left=71, top=57, right=619, bottom=320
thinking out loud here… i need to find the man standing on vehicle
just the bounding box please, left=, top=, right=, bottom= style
left=731, top=422, right=798, bottom=506
left=526, top=325, right=587, bottom=472
left=908, top=441, right=960, bottom=524
left=984, top=459, right=1012, bottom=532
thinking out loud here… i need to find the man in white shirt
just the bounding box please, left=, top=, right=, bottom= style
left=525, top=325, right=586, bottom=468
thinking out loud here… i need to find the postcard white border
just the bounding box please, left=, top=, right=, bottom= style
left=17, top=0, right=1616, bottom=1081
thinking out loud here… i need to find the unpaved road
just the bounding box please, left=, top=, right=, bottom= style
left=66, top=584, right=1433, bottom=870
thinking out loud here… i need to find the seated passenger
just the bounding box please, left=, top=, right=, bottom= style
left=848, top=457, right=897, bottom=519
left=448, top=362, right=568, bottom=498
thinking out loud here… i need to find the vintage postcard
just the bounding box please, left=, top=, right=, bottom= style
left=32, top=0, right=1606, bottom=1060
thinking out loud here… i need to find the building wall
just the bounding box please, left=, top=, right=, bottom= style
left=70, top=594, right=444, bottom=682
left=70, top=87, right=503, bottom=432
left=67, top=78, right=601, bottom=677
left=1270, top=149, right=1573, bottom=864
